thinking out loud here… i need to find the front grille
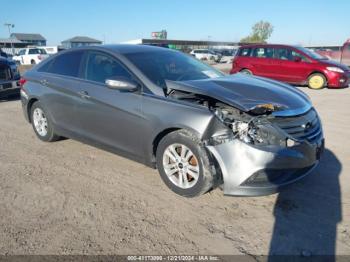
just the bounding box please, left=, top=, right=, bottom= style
left=271, top=108, right=322, bottom=143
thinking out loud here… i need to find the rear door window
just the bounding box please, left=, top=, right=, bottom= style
left=18, top=49, right=26, bottom=55
left=28, top=48, right=46, bottom=55
left=47, top=51, right=84, bottom=77
left=239, top=48, right=252, bottom=57
left=28, top=49, right=38, bottom=55
left=84, top=51, right=132, bottom=84
left=252, top=47, right=274, bottom=58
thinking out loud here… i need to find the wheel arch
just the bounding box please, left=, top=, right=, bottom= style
left=27, top=98, right=39, bottom=123
left=151, top=126, right=203, bottom=164
left=240, top=68, right=253, bottom=74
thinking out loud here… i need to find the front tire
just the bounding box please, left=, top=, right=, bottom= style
left=156, top=130, right=215, bottom=197
left=30, top=101, right=60, bottom=142
left=308, top=73, right=326, bottom=89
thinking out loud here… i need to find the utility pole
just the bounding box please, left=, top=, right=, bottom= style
left=207, top=35, right=211, bottom=50
left=4, top=23, right=15, bottom=55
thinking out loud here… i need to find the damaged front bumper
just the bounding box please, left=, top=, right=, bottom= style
left=207, top=137, right=324, bottom=196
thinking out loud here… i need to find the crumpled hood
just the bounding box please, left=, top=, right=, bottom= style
left=166, top=74, right=311, bottom=116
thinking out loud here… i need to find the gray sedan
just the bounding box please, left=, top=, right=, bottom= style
left=20, top=45, right=324, bottom=197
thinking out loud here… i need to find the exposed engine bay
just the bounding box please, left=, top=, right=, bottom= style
left=168, top=89, right=287, bottom=147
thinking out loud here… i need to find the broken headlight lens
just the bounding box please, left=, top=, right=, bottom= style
left=231, top=121, right=268, bottom=144
left=213, top=108, right=285, bottom=146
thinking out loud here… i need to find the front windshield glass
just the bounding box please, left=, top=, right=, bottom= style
left=294, top=46, right=325, bottom=60
left=125, top=49, right=225, bottom=88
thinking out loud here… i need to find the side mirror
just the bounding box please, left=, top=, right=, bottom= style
left=105, top=77, right=139, bottom=92
left=294, top=56, right=302, bottom=62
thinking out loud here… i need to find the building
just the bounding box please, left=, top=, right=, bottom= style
left=0, top=38, right=30, bottom=55
left=121, top=38, right=240, bottom=52
left=11, top=33, right=46, bottom=46
left=61, top=36, right=102, bottom=49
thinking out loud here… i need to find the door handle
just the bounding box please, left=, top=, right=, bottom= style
left=78, top=90, right=90, bottom=99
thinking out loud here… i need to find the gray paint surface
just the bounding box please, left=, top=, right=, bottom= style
left=21, top=45, right=324, bottom=195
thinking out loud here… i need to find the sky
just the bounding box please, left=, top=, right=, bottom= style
left=1, top=0, right=349, bottom=46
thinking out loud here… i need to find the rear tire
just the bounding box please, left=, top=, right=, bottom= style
left=307, top=73, right=326, bottom=90
left=156, top=130, right=215, bottom=197
left=30, top=101, right=60, bottom=142
left=31, top=60, right=36, bottom=65
left=240, top=69, right=253, bottom=75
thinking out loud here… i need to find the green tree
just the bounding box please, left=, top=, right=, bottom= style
left=240, top=21, right=273, bottom=43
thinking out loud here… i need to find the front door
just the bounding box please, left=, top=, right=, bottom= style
left=274, top=48, right=311, bottom=83
left=74, top=51, right=145, bottom=158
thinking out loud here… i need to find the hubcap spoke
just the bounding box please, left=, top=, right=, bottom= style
left=187, top=168, right=199, bottom=180
left=169, top=145, right=181, bottom=160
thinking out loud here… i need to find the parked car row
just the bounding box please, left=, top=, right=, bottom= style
left=230, top=44, right=350, bottom=89
left=190, top=49, right=220, bottom=62
left=190, top=48, right=237, bottom=63
left=12, top=47, right=50, bottom=65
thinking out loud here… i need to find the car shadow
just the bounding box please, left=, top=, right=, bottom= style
left=268, top=149, right=342, bottom=261
left=0, top=94, right=20, bottom=103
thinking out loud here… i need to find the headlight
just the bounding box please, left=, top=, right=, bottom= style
left=231, top=121, right=267, bottom=144
left=213, top=108, right=285, bottom=146
left=327, top=67, right=344, bottom=73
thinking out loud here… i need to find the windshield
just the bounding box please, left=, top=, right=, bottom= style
left=125, top=50, right=225, bottom=88
left=294, top=46, right=326, bottom=60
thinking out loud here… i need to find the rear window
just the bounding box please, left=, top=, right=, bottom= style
left=238, top=48, right=252, bottom=57
left=28, top=48, right=47, bottom=55
left=44, top=51, right=84, bottom=77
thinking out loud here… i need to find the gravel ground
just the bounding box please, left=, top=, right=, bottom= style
left=0, top=75, right=349, bottom=256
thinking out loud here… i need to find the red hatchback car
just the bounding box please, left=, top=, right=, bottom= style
left=230, top=44, right=350, bottom=89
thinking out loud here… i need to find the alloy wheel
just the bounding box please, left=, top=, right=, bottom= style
left=162, top=143, right=200, bottom=189
left=33, top=108, right=48, bottom=137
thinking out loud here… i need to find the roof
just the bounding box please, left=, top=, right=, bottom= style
left=59, top=44, right=177, bottom=56
left=0, top=38, right=23, bottom=44
left=137, top=38, right=239, bottom=46
left=62, top=36, right=102, bottom=43
left=11, top=33, right=46, bottom=41
left=103, top=44, right=176, bottom=54
left=238, top=43, right=303, bottom=48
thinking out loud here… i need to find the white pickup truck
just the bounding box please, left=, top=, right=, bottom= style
left=12, top=47, right=49, bottom=65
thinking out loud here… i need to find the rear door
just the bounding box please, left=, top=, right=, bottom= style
left=250, top=47, right=276, bottom=77
left=37, top=50, right=86, bottom=135
left=73, top=50, right=144, bottom=157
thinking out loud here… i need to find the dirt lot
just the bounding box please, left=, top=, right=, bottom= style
left=0, top=75, right=349, bottom=256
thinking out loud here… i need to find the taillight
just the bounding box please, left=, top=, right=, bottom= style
left=19, top=78, right=27, bottom=87
left=38, top=55, right=42, bottom=60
